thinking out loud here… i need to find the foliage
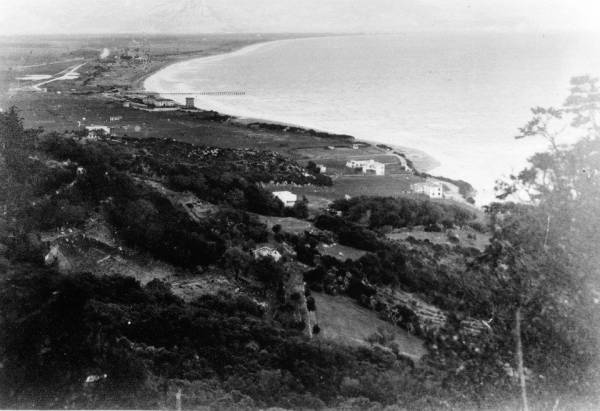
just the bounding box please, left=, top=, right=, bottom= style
left=0, top=267, right=422, bottom=409
left=314, top=214, right=385, bottom=251
left=489, top=75, right=600, bottom=400
left=330, top=196, right=476, bottom=229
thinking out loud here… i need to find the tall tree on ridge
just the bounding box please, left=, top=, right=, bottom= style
left=491, top=75, right=600, bottom=409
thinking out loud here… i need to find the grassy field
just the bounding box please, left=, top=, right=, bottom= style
left=312, top=292, right=426, bottom=360
left=2, top=91, right=354, bottom=155
left=267, top=174, right=420, bottom=204
left=257, top=215, right=316, bottom=234
left=293, top=142, right=436, bottom=172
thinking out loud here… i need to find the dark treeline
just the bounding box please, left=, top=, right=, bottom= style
left=330, top=195, right=477, bottom=230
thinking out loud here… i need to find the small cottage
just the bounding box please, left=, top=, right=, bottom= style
left=273, top=191, right=297, bottom=207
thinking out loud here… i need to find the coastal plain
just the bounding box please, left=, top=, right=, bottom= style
left=0, top=34, right=462, bottom=208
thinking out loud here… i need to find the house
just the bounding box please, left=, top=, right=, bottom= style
left=352, top=144, right=360, bottom=149
left=345, top=159, right=385, bottom=176
left=253, top=246, right=282, bottom=262
left=142, top=96, right=177, bottom=108
left=316, top=164, right=327, bottom=173
left=185, top=97, right=195, bottom=108
left=411, top=180, right=444, bottom=199
left=273, top=191, right=297, bottom=207
left=85, top=125, right=111, bottom=138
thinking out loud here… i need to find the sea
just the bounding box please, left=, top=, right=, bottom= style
left=144, top=32, right=600, bottom=204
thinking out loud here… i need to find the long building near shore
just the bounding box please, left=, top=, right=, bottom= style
left=346, top=159, right=385, bottom=175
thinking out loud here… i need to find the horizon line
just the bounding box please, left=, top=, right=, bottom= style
left=1, top=27, right=599, bottom=38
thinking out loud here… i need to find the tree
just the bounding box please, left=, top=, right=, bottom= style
left=0, top=107, right=39, bottom=182
left=287, top=196, right=309, bottom=219
left=491, top=76, right=600, bottom=408
left=222, top=246, right=251, bottom=279
left=0, top=108, right=41, bottom=234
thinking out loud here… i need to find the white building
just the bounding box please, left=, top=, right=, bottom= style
left=85, top=125, right=111, bottom=137
left=345, top=159, right=385, bottom=176
left=253, top=246, right=282, bottom=262
left=411, top=181, right=444, bottom=199
left=316, top=164, right=327, bottom=173
left=273, top=191, right=297, bottom=207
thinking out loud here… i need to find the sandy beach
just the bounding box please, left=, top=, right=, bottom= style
left=143, top=36, right=441, bottom=174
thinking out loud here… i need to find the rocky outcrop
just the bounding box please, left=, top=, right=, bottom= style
left=364, top=286, right=488, bottom=338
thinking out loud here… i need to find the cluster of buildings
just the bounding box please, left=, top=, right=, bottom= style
left=345, top=159, right=386, bottom=176
left=106, top=48, right=150, bottom=64
left=118, top=92, right=197, bottom=112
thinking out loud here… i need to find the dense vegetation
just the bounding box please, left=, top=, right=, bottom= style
left=1, top=75, right=600, bottom=410
left=40, top=134, right=321, bottom=218
left=329, top=195, right=477, bottom=230
left=0, top=268, right=418, bottom=409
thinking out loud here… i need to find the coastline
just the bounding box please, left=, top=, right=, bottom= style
left=129, top=40, right=274, bottom=91
left=131, top=33, right=350, bottom=91
left=141, top=35, right=441, bottom=173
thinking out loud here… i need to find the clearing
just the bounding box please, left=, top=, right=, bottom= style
left=316, top=243, right=367, bottom=261
left=312, top=292, right=426, bottom=361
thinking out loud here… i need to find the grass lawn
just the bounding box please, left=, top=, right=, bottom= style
left=312, top=292, right=426, bottom=360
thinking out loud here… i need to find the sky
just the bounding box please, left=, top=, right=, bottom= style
left=0, top=0, right=599, bottom=35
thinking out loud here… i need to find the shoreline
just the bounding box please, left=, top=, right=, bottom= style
left=141, top=35, right=441, bottom=173
left=130, top=33, right=351, bottom=90
left=129, top=41, right=272, bottom=91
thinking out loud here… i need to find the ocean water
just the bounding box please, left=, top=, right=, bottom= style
left=145, top=33, right=600, bottom=203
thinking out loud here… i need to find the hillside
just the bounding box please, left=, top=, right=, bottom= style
left=1, top=103, right=599, bottom=410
